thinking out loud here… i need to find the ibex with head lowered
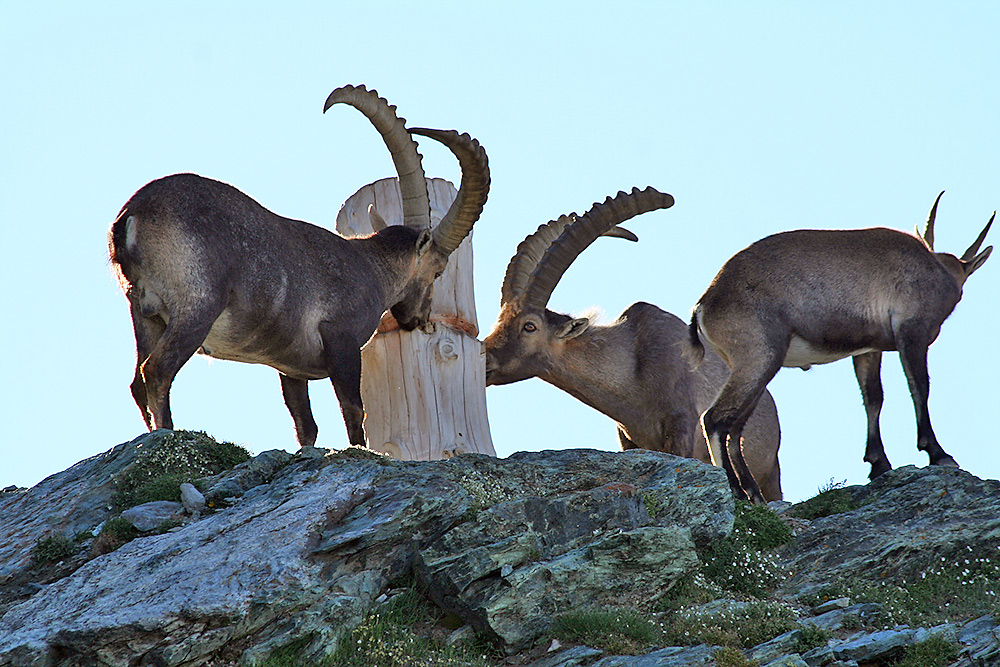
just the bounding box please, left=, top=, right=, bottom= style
left=484, top=188, right=783, bottom=500
left=108, top=85, right=489, bottom=448
left=690, top=192, right=993, bottom=503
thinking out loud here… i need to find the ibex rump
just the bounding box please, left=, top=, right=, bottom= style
left=690, top=192, right=993, bottom=503
left=109, top=85, right=489, bottom=448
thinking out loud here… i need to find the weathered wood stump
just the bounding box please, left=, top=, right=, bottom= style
left=336, top=177, right=495, bottom=460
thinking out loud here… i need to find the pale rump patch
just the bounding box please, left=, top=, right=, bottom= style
left=125, top=216, right=138, bottom=251
left=707, top=431, right=725, bottom=468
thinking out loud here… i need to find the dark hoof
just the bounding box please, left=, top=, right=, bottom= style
left=931, top=456, right=960, bottom=468
left=868, top=460, right=892, bottom=480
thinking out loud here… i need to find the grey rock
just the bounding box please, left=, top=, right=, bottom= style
left=831, top=627, right=918, bottom=662
left=749, top=629, right=807, bottom=664
left=415, top=450, right=727, bottom=649
left=445, top=624, right=476, bottom=648
left=778, top=465, right=1000, bottom=596
left=590, top=644, right=717, bottom=666
left=178, top=483, right=205, bottom=514
left=811, top=597, right=850, bottom=614
left=763, top=656, right=809, bottom=667
left=800, top=603, right=884, bottom=633
left=801, top=642, right=835, bottom=665
left=526, top=645, right=604, bottom=667
left=201, top=448, right=292, bottom=503
left=119, top=500, right=184, bottom=532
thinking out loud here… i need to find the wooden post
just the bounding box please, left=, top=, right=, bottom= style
left=336, top=177, right=495, bottom=460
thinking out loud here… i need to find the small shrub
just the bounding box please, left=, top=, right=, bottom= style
left=889, top=635, right=959, bottom=667
left=259, top=636, right=315, bottom=667
left=795, top=624, right=830, bottom=652
left=663, top=600, right=798, bottom=648
left=89, top=517, right=140, bottom=556
left=698, top=502, right=791, bottom=597
left=656, top=571, right=721, bottom=612
left=714, top=646, right=759, bottom=667
left=788, top=479, right=860, bottom=520
left=31, top=534, right=76, bottom=565
left=330, top=586, right=500, bottom=667
left=113, top=430, right=249, bottom=511
left=836, top=546, right=1000, bottom=627
left=733, top=501, right=793, bottom=550
left=551, top=609, right=661, bottom=655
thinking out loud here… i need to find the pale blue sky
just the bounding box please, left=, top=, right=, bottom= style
left=2, top=2, right=997, bottom=502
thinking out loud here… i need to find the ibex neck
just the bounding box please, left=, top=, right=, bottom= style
left=539, top=328, right=640, bottom=427
left=354, top=227, right=422, bottom=301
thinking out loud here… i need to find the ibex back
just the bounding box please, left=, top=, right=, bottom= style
left=109, top=85, right=489, bottom=448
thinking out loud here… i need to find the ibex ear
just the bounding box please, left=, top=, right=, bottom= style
left=966, top=245, right=993, bottom=276
left=556, top=317, right=591, bottom=340
left=416, top=229, right=434, bottom=257
left=368, top=204, right=388, bottom=232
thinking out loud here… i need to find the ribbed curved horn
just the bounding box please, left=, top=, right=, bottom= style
left=962, top=212, right=995, bottom=261
left=922, top=190, right=945, bottom=250
left=408, top=128, right=490, bottom=255
left=324, top=85, right=430, bottom=230
left=519, top=187, right=675, bottom=312
left=500, top=213, right=639, bottom=308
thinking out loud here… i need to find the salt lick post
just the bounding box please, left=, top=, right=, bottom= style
left=336, top=177, right=495, bottom=460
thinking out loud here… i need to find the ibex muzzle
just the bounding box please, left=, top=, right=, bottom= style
left=690, top=192, right=993, bottom=503
left=108, top=85, right=489, bottom=449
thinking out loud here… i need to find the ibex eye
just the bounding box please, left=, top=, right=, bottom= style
left=523, top=322, right=537, bottom=333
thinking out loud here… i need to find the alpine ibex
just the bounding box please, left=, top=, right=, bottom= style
left=690, top=192, right=993, bottom=503
left=108, top=85, right=489, bottom=448
left=484, top=188, right=783, bottom=500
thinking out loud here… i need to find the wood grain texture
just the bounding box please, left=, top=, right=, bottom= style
left=336, top=177, right=495, bottom=459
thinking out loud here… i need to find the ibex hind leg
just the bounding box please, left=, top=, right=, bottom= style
left=279, top=374, right=318, bottom=448
left=852, top=351, right=892, bottom=479
left=128, top=300, right=165, bottom=429
left=140, top=301, right=226, bottom=431
left=703, top=353, right=782, bottom=505
left=319, top=325, right=366, bottom=447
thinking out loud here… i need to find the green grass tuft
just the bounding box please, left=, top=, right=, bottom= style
left=31, top=534, right=77, bottom=566
left=788, top=479, right=861, bottom=520
left=714, top=646, right=759, bottom=667
left=889, top=635, right=960, bottom=667
left=551, top=609, right=662, bottom=655
left=113, top=430, right=249, bottom=511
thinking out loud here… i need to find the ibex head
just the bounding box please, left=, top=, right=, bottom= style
left=324, top=89, right=489, bottom=331
left=484, top=187, right=674, bottom=385
left=918, top=190, right=994, bottom=292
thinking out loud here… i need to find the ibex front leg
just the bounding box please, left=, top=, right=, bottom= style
left=896, top=323, right=958, bottom=468
left=852, top=351, right=892, bottom=479
left=320, top=324, right=366, bottom=447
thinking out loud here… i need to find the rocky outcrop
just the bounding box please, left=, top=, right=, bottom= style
left=1, top=432, right=998, bottom=667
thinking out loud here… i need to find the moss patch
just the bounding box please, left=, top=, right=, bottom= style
left=112, top=430, right=249, bottom=511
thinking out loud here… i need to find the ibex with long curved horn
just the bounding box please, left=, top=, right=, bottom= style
left=690, top=192, right=993, bottom=503
left=484, top=188, right=783, bottom=500
left=108, top=85, right=489, bottom=448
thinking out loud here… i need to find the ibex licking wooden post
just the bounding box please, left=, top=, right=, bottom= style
left=690, top=192, right=993, bottom=503
left=108, top=85, right=489, bottom=449
left=483, top=188, right=783, bottom=500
